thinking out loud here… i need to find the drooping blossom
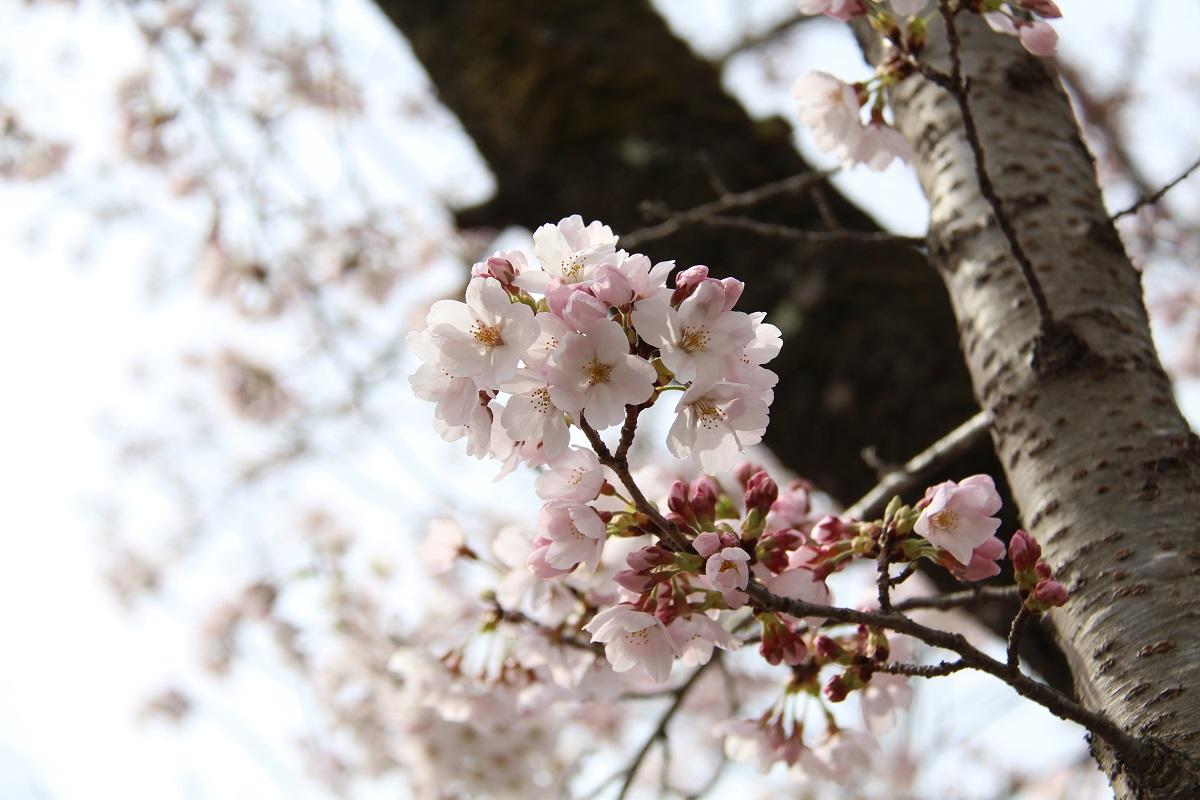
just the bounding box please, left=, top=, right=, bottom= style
left=583, top=604, right=676, bottom=683
left=533, top=447, right=604, bottom=502
left=940, top=535, right=1005, bottom=581
left=514, top=215, right=618, bottom=293
left=915, top=474, right=1002, bottom=566
left=633, top=279, right=754, bottom=384
left=426, top=276, right=539, bottom=388
left=666, top=381, right=770, bottom=472
left=492, top=525, right=576, bottom=625
left=546, top=319, right=656, bottom=429
left=799, top=729, right=880, bottom=785
left=845, top=121, right=911, bottom=171
left=537, top=499, right=607, bottom=573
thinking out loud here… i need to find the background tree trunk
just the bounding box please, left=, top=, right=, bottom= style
left=872, top=13, right=1200, bottom=797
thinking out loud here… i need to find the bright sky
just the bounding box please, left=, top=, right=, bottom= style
left=0, top=0, right=1196, bottom=797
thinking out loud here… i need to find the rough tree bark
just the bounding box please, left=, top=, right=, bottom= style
left=868, top=13, right=1200, bottom=798
left=375, top=0, right=1072, bottom=692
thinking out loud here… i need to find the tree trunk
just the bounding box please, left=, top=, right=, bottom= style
left=871, top=13, right=1200, bottom=797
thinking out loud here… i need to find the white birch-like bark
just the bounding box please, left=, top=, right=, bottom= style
left=862, top=13, right=1200, bottom=798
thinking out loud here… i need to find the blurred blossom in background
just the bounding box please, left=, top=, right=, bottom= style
left=0, top=0, right=1196, bottom=797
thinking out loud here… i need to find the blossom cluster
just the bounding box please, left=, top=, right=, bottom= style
left=410, top=215, right=1071, bottom=787
left=792, top=0, right=1063, bottom=169
left=409, top=214, right=779, bottom=477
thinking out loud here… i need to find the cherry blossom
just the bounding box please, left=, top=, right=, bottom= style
left=667, top=613, right=741, bottom=666
left=725, top=311, right=782, bottom=390
left=705, top=547, right=751, bottom=594
left=492, top=525, right=576, bottom=625
left=793, top=71, right=863, bottom=156
left=633, top=279, right=753, bottom=384
left=797, top=0, right=865, bottom=21
left=666, top=380, right=770, bottom=472
left=426, top=276, right=539, bottom=388
left=407, top=330, right=479, bottom=427
left=915, top=474, right=1003, bottom=565
left=537, top=499, right=606, bottom=573
left=534, top=447, right=604, bottom=502
left=546, top=319, right=656, bottom=429
left=583, top=604, right=676, bottom=684
left=500, top=369, right=570, bottom=462
left=514, top=214, right=618, bottom=294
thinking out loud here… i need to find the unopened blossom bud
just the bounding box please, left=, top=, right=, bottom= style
left=627, top=545, right=673, bottom=572
left=811, top=515, right=847, bottom=544
left=667, top=480, right=690, bottom=516
left=824, top=674, right=850, bottom=703
left=1008, top=529, right=1041, bottom=572
left=693, top=531, right=722, bottom=558
left=744, top=471, right=779, bottom=515
left=591, top=263, right=634, bottom=307
left=816, top=635, right=844, bottom=661
left=1035, top=561, right=1052, bottom=580
left=613, top=568, right=656, bottom=593
left=670, top=265, right=710, bottom=305
left=484, top=255, right=516, bottom=284
left=561, top=290, right=608, bottom=332
left=1034, top=579, right=1069, bottom=607
left=719, top=277, right=744, bottom=311
left=688, top=476, right=719, bottom=524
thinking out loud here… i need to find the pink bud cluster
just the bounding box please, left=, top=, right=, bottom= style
left=1009, top=529, right=1069, bottom=610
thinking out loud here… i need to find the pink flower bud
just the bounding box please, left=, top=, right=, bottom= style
left=485, top=255, right=516, bottom=284
left=667, top=480, right=690, bottom=516
left=561, top=290, right=608, bottom=332
left=823, top=674, right=849, bottom=703
left=719, top=277, right=744, bottom=311
left=811, top=515, right=847, bottom=544
left=688, top=476, right=718, bottom=522
left=1035, top=561, right=1052, bottom=580
left=693, top=531, right=722, bottom=558
left=1008, top=529, right=1041, bottom=572
left=670, top=265, right=709, bottom=305
left=815, top=635, right=843, bottom=661
left=1034, top=579, right=1069, bottom=607
left=744, top=471, right=779, bottom=515
left=627, top=545, right=672, bottom=571
left=613, top=568, right=656, bottom=593
left=591, top=264, right=633, bottom=307
left=1018, top=19, right=1057, bottom=57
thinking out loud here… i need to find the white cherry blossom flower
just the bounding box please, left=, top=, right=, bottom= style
left=546, top=319, right=656, bottom=429
left=537, top=499, right=606, bottom=572
left=667, top=613, right=741, bottom=666
left=915, top=474, right=1002, bottom=565
left=633, top=280, right=754, bottom=384
left=845, top=122, right=911, bottom=171
left=534, top=446, right=604, bottom=502
left=493, top=525, right=575, bottom=625
left=427, top=277, right=539, bottom=388
left=666, top=380, right=769, bottom=472
left=407, top=330, right=478, bottom=427
left=583, top=604, right=676, bottom=683
left=793, top=71, right=863, bottom=157
left=514, top=214, right=618, bottom=293
left=725, top=311, right=782, bottom=390
left=525, top=312, right=571, bottom=370
left=500, top=369, right=570, bottom=462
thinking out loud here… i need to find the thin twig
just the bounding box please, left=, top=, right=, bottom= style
left=621, top=171, right=833, bottom=248
left=844, top=410, right=991, bottom=521
left=615, top=661, right=714, bottom=800
left=699, top=214, right=926, bottom=248
left=1006, top=605, right=1032, bottom=671
left=1112, top=153, right=1200, bottom=221
left=877, top=659, right=966, bottom=678
left=891, top=584, right=1018, bottom=612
